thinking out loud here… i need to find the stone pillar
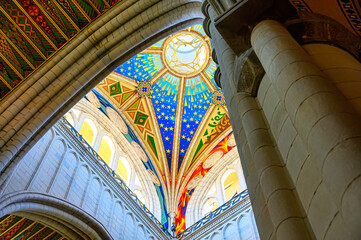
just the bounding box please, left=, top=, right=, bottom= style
left=251, top=20, right=361, bottom=239
left=232, top=92, right=312, bottom=240
left=207, top=6, right=312, bottom=239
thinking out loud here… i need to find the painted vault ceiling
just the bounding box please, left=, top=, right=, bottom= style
left=0, top=214, right=68, bottom=240
left=0, top=0, right=120, bottom=98
left=0, top=0, right=359, bottom=101
left=0, top=0, right=358, bottom=235
left=93, top=24, right=234, bottom=233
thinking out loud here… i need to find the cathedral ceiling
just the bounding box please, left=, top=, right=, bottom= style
left=88, top=24, right=235, bottom=232
left=0, top=0, right=119, bottom=98
left=0, top=214, right=68, bottom=239
left=96, top=25, right=232, bottom=194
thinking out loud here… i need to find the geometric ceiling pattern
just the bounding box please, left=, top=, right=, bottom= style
left=0, top=0, right=359, bottom=101
left=0, top=214, right=68, bottom=240
left=96, top=24, right=234, bottom=233
left=0, top=0, right=120, bottom=99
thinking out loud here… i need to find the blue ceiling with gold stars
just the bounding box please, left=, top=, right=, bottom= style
left=106, top=24, right=223, bottom=175
left=94, top=24, right=234, bottom=232
left=97, top=25, right=230, bottom=215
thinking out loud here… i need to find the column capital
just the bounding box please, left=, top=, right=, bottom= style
left=213, top=0, right=296, bottom=56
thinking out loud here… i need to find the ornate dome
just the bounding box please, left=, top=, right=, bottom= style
left=88, top=24, right=235, bottom=234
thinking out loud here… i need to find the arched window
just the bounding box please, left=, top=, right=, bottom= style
left=79, top=118, right=97, bottom=146
left=202, top=198, right=219, bottom=217
left=222, top=170, right=241, bottom=201
left=98, top=135, right=115, bottom=165
left=116, top=156, right=131, bottom=184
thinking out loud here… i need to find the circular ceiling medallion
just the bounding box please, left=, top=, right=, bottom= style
left=203, top=150, right=223, bottom=169
left=147, top=169, right=161, bottom=186
left=137, top=81, right=152, bottom=97
left=187, top=175, right=203, bottom=190
left=227, top=133, right=236, bottom=146
left=86, top=91, right=101, bottom=108
left=131, top=141, right=148, bottom=162
left=106, top=107, right=128, bottom=134
left=211, top=91, right=225, bottom=106
left=163, top=31, right=209, bottom=77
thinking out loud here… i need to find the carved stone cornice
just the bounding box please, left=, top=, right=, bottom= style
left=214, top=0, right=296, bottom=56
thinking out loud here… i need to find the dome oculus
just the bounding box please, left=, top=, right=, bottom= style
left=163, top=32, right=209, bottom=77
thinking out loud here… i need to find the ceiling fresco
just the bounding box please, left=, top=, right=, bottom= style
left=0, top=214, right=68, bottom=239
left=0, top=0, right=120, bottom=99
left=95, top=24, right=234, bottom=232
left=0, top=0, right=359, bottom=101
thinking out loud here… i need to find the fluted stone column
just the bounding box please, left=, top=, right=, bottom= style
left=251, top=20, right=361, bottom=240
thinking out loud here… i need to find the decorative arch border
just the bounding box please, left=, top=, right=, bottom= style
left=0, top=191, right=112, bottom=240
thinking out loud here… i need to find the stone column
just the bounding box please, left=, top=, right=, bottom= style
left=207, top=6, right=312, bottom=239
left=251, top=20, right=361, bottom=239
left=232, top=92, right=312, bottom=240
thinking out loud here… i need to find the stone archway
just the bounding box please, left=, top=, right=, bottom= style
left=0, top=192, right=112, bottom=240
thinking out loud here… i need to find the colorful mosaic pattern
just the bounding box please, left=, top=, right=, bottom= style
left=0, top=0, right=121, bottom=99
left=0, top=214, right=67, bottom=239
left=97, top=24, right=231, bottom=235
left=175, top=132, right=236, bottom=235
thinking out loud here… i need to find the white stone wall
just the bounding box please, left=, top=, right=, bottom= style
left=183, top=199, right=259, bottom=240
left=0, top=122, right=168, bottom=240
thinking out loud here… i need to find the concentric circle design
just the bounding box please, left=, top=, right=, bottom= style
left=86, top=91, right=101, bottom=108
left=137, top=81, right=153, bottom=97
left=147, top=169, right=161, bottom=186
left=163, top=32, right=209, bottom=77
left=187, top=175, right=203, bottom=190
left=131, top=141, right=148, bottom=162
left=106, top=107, right=128, bottom=134
left=211, top=91, right=225, bottom=106
left=202, top=150, right=223, bottom=169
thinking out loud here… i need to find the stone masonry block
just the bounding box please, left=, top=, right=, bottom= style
left=295, top=157, right=322, bottom=210
left=260, top=166, right=293, bottom=201
left=307, top=182, right=338, bottom=240
left=267, top=189, right=304, bottom=228
left=286, top=136, right=308, bottom=184
left=277, top=118, right=297, bottom=160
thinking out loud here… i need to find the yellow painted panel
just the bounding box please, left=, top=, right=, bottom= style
left=116, top=159, right=128, bottom=182
left=98, top=138, right=111, bottom=164
left=79, top=121, right=94, bottom=145
left=224, top=172, right=241, bottom=201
